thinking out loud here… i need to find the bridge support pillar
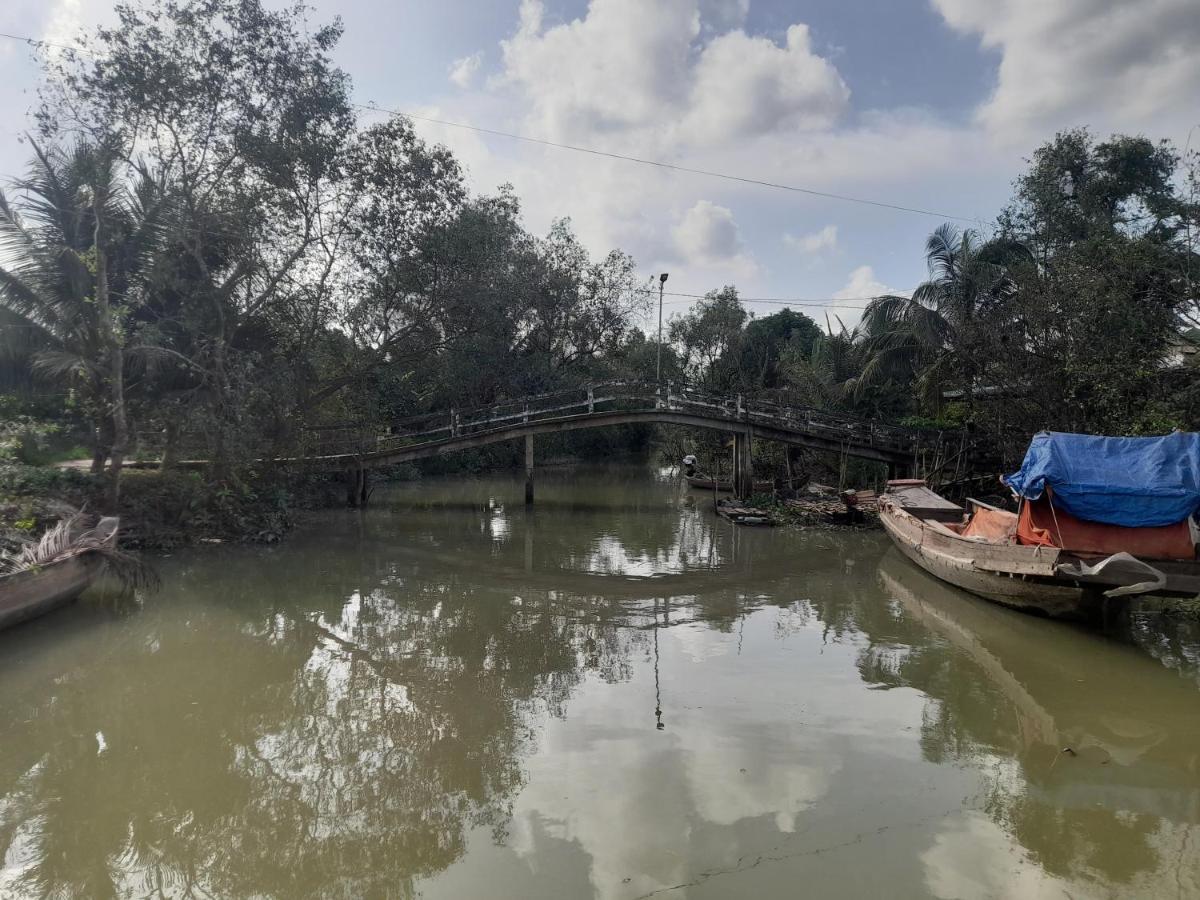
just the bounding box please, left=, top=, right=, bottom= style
left=525, top=434, right=535, bottom=505
left=346, top=462, right=369, bottom=508
left=733, top=430, right=754, bottom=500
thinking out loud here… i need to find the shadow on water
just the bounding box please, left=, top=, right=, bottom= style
left=0, top=463, right=1197, bottom=897
left=870, top=550, right=1200, bottom=887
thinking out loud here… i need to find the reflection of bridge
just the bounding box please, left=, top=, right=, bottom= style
left=294, top=382, right=953, bottom=504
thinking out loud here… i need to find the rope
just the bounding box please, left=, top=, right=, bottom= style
left=1046, top=486, right=1066, bottom=549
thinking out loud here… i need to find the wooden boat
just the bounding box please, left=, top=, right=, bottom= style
left=0, top=517, right=119, bottom=631
left=879, top=481, right=1200, bottom=619
left=715, top=498, right=776, bottom=526
left=685, top=474, right=773, bottom=493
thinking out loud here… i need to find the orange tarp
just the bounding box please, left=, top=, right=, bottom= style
left=961, top=507, right=1018, bottom=541
left=1017, top=496, right=1195, bottom=561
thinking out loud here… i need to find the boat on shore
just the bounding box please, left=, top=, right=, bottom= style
left=685, top=474, right=773, bottom=493
left=715, top=498, right=777, bottom=526
left=0, top=517, right=120, bottom=631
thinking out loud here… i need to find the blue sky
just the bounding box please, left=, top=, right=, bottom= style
left=2, top=0, right=1197, bottom=329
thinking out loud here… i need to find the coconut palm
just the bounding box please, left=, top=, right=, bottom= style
left=781, top=319, right=862, bottom=409
left=855, top=223, right=1029, bottom=412
left=0, top=137, right=169, bottom=505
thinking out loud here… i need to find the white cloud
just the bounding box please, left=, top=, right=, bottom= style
left=784, top=224, right=838, bottom=255
left=932, top=0, right=1200, bottom=140
left=673, top=200, right=745, bottom=265
left=683, top=24, right=849, bottom=142
left=499, top=0, right=847, bottom=149
left=499, top=0, right=699, bottom=143
left=447, top=52, right=483, bottom=89
left=834, top=264, right=892, bottom=302
left=41, top=0, right=85, bottom=47
left=821, top=264, right=901, bottom=330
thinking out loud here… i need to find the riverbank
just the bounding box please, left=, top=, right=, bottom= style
left=4, top=458, right=885, bottom=554
left=742, top=488, right=880, bottom=532
left=0, top=462, right=326, bottom=552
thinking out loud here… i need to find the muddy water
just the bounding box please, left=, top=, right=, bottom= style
left=1, top=464, right=1199, bottom=898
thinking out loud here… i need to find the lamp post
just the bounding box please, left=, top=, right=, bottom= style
left=656, top=272, right=669, bottom=384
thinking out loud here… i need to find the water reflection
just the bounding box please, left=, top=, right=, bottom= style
left=874, top=553, right=1200, bottom=896
left=0, top=465, right=1197, bottom=898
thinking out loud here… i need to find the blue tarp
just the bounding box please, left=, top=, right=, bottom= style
left=1003, top=431, right=1200, bottom=528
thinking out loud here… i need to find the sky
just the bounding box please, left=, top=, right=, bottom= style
left=1, top=0, right=1198, bottom=330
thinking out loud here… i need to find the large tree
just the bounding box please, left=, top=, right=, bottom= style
left=668, top=286, right=747, bottom=389
left=992, top=129, right=1196, bottom=441
left=0, top=137, right=171, bottom=505
left=38, top=0, right=356, bottom=471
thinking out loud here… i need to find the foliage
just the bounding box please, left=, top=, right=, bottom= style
left=848, top=128, right=1199, bottom=463
left=669, top=286, right=747, bottom=389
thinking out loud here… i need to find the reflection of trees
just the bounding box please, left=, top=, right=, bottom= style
left=983, top=795, right=1162, bottom=886
left=1123, top=609, right=1200, bottom=689
left=0, top=536, right=646, bottom=897
left=862, top=551, right=1200, bottom=887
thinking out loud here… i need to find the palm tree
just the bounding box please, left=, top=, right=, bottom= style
left=0, top=137, right=167, bottom=507
left=855, top=223, right=1029, bottom=413
left=781, top=318, right=862, bottom=409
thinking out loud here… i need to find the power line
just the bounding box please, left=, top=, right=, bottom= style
left=653, top=288, right=907, bottom=306
left=661, top=297, right=873, bottom=310
left=0, top=31, right=87, bottom=55
left=352, top=102, right=979, bottom=224
left=636, top=285, right=908, bottom=310
left=0, top=30, right=978, bottom=224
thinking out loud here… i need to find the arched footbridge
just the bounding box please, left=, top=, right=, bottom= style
left=291, top=382, right=960, bottom=502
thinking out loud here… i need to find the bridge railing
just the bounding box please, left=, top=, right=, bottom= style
left=300, top=381, right=942, bottom=459
left=295, top=381, right=950, bottom=465
left=295, top=380, right=943, bottom=462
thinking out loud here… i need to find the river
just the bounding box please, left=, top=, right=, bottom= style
left=1, top=464, right=1199, bottom=898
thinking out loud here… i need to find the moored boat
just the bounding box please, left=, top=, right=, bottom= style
left=685, top=474, right=773, bottom=493
left=879, top=489, right=1095, bottom=618
left=715, top=498, right=777, bottom=526
left=0, top=517, right=120, bottom=631
left=880, top=431, right=1200, bottom=620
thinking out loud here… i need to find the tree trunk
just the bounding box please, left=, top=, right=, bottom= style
left=90, top=422, right=108, bottom=475
left=90, top=411, right=111, bottom=474
left=161, top=419, right=180, bottom=471
left=94, top=194, right=127, bottom=512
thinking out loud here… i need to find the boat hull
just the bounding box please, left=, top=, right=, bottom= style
left=879, top=502, right=1095, bottom=619
left=685, top=475, right=772, bottom=493
left=0, top=553, right=105, bottom=631
left=0, top=518, right=119, bottom=631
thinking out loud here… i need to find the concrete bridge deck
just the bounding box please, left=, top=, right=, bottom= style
left=289, top=382, right=952, bottom=502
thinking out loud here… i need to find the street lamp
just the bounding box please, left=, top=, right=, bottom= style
left=656, top=272, right=669, bottom=384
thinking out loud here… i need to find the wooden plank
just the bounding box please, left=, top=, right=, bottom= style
left=973, top=557, right=1061, bottom=577
left=969, top=540, right=1061, bottom=576
left=922, top=518, right=962, bottom=537
left=966, top=497, right=1004, bottom=512
left=887, top=483, right=964, bottom=522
